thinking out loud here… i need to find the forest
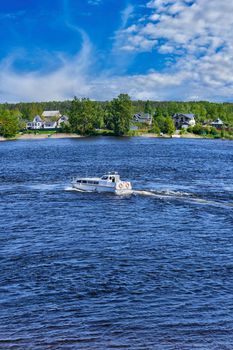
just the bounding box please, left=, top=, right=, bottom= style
left=0, top=95, right=233, bottom=138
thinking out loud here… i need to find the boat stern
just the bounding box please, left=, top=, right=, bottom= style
left=115, top=181, right=133, bottom=194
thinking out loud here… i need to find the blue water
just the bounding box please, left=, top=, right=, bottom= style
left=0, top=137, right=233, bottom=349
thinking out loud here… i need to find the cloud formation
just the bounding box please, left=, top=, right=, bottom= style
left=115, top=0, right=233, bottom=100
left=0, top=0, right=233, bottom=102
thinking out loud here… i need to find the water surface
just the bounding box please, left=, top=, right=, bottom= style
left=0, top=137, right=233, bottom=349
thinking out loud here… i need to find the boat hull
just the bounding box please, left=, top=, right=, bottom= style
left=71, top=183, right=132, bottom=194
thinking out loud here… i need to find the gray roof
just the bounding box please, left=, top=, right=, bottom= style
left=42, top=110, right=61, bottom=117
left=134, top=112, right=152, bottom=120
left=33, top=115, right=43, bottom=122
left=211, top=118, right=224, bottom=125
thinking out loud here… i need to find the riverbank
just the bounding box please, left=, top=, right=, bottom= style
left=0, top=133, right=84, bottom=141
left=0, top=132, right=231, bottom=141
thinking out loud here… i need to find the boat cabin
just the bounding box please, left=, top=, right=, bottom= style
left=75, top=180, right=99, bottom=185
left=101, top=173, right=120, bottom=183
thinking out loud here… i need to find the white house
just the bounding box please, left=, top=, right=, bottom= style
left=43, top=120, right=58, bottom=129
left=26, top=110, right=69, bottom=130
left=172, top=113, right=196, bottom=130
left=41, top=110, right=61, bottom=129
left=133, top=113, right=153, bottom=126
left=26, top=115, right=43, bottom=130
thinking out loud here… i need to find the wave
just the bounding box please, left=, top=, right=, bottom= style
left=133, top=189, right=233, bottom=209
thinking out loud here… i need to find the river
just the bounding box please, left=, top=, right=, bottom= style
left=0, top=137, right=233, bottom=349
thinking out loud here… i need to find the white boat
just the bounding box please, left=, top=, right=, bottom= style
left=71, top=172, right=132, bottom=194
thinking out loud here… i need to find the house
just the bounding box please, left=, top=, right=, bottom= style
left=41, top=110, right=61, bottom=129
left=133, top=113, right=153, bottom=126
left=26, top=110, right=69, bottom=130
left=26, top=115, right=43, bottom=130
left=43, top=121, right=58, bottom=129
left=57, top=115, right=69, bottom=128
left=211, top=118, right=224, bottom=129
left=172, top=113, right=196, bottom=130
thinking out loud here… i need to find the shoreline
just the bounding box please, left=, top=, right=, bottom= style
left=0, top=133, right=84, bottom=142
left=0, top=132, right=230, bottom=142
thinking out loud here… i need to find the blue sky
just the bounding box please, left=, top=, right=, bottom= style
left=0, top=0, right=232, bottom=102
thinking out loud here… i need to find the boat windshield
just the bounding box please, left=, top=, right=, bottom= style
left=101, top=175, right=109, bottom=180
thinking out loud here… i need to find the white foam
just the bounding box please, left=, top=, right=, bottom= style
left=133, top=189, right=233, bottom=208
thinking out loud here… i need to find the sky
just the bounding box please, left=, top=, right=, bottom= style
left=0, top=0, right=232, bottom=102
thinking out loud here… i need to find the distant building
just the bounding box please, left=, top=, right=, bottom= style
left=26, top=111, right=69, bottom=130
left=133, top=113, right=153, bottom=126
left=172, top=113, right=196, bottom=130
left=57, top=115, right=69, bottom=127
left=41, top=110, right=61, bottom=129
left=26, top=115, right=43, bottom=130
left=43, top=121, right=58, bottom=129
left=211, top=118, right=224, bottom=129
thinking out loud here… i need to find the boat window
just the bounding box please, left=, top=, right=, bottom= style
left=112, top=177, right=115, bottom=183
left=76, top=180, right=81, bottom=183
left=82, top=180, right=87, bottom=184
left=101, top=176, right=108, bottom=180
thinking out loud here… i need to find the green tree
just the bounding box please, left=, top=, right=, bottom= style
left=155, top=115, right=175, bottom=134
left=150, top=120, right=161, bottom=134
left=164, top=116, right=176, bottom=135
left=144, top=100, right=153, bottom=115
left=154, top=115, right=166, bottom=132
left=107, top=94, right=133, bottom=136
left=68, top=97, right=100, bottom=135
left=20, top=103, right=43, bottom=120
left=0, top=110, right=19, bottom=138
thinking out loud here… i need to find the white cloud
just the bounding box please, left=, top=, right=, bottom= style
left=0, top=34, right=93, bottom=102
left=112, top=0, right=233, bottom=101
left=1, top=0, right=233, bottom=102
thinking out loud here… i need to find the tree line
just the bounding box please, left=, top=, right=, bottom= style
left=1, top=95, right=233, bottom=138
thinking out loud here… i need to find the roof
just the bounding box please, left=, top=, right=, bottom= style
left=42, top=110, right=61, bottom=117
left=173, top=113, right=195, bottom=119
left=43, top=121, right=57, bottom=125
left=134, top=112, right=152, bottom=119
left=211, top=118, right=224, bottom=125
left=33, top=115, right=42, bottom=121
left=58, top=115, right=69, bottom=120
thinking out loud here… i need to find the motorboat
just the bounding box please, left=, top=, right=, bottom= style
left=71, top=172, right=132, bottom=194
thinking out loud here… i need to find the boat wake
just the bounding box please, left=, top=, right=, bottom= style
left=64, top=186, right=91, bottom=193
left=3, top=182, right=230, bottom=210
left=133, top=189, right=192, bottom=198
left=133, top=189, right=233, bottom=209
left=28, top=183, right=64, bottom=191
left=65, top=185, right=232, bottom=208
